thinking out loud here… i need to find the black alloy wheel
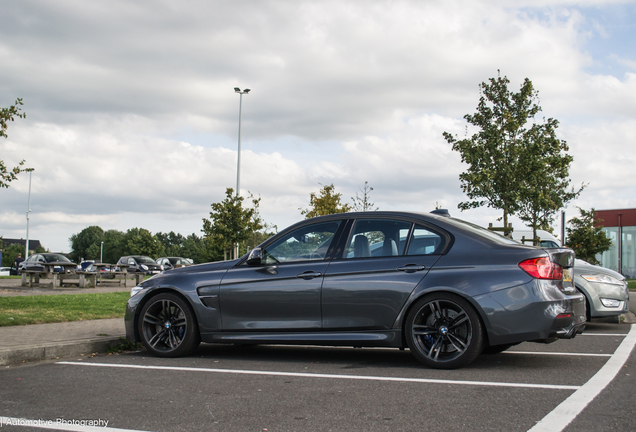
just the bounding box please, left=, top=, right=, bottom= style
left=138, top=293, right=200, bottom=357
left=405, top=292, right=483, bottom=369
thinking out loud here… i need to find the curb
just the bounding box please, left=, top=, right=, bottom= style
left=0, top=337, right=124, bottom=366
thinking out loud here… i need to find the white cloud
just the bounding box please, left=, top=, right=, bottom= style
left=1, top=0, right=635, bottom=252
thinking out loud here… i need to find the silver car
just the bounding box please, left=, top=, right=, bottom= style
left=574, top=259, right=630, bottom=320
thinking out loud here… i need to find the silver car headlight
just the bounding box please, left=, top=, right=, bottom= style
left=581, top=274, right=624, bottom=285
left=141, top=264, right=149, bottom=271
left=130, top=286, right=146, bottom=297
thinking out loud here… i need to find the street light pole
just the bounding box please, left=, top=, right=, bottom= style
left=25, top=168, right=34, bottom=259
left=101, top=241, right=104, bottom=263
left=234, top=87, right=250, bottom=197
left=233, top=87, right=250, bottom=259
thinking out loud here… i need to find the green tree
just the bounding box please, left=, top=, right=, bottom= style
left=515, top=122, right=583, bottom=239
left=2, top=243, right=25, bottom=267
left=202, top=188, right=264, bottom=261
left=351, top=181, right=378, bottom=212
left=180, top=234, right=209, bottom=264
left=565, top=208, right=612, bottom=265
left=443, top=73, right=541, bottom=228
left=69, top=226, right=105, bottom=263
left=122, top=228, right=165, bottom=258
left=102, top=229, right=125, bottom=264
left=300, top=183, right=351, bottom=219
left=1, top=98, right=26, bottom=188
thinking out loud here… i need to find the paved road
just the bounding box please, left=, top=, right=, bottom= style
left=1, top=322, right=634, bottom=432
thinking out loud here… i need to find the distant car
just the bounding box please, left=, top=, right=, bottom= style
left=117, top=256, right=163, bottom=275
left=156, top=257, right=192, bottom=271
left=18, top=253, right=75, bottom=273
left=125, top=211, right=586, bottom=369
left=0, top=267, right=11, bottom=276
left=77, top=261, right=95, bottom=271
left=511, top=229, right=560, bottom=248
left=573, top=259, right=630, bottom=320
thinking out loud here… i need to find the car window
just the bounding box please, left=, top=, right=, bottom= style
left=407, top=225, right=444, bottom=255
left=128, top=258, right=136, bottom=265
left=344, top=219, right=411, bottom=259
left=263, top=221, right=341, bottom=264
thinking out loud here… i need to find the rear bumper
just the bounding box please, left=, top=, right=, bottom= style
left=478, top=280, right=587, bottom=346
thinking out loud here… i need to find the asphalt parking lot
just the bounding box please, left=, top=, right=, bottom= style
left=1, top=320, right=634, bottom=432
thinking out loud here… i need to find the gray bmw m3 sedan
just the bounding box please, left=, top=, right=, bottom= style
left=125, top=211, right=586, bottom=369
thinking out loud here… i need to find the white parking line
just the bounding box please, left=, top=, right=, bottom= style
left=56, top=361, right=580, bottom=390
left=527, top=324, right=636, bottom=432
left=0, top=416, right=152, bottom=432
left=506, top=351, right=612, bottom=357
left=579, top=333, right=629, bottom=336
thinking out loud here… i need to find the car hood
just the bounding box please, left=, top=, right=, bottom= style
left=574, top=259, right=625, bottom=280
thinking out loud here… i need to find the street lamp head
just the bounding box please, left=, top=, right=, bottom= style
left=234, top=87, right=241, bottom=92
left=25, top=168, right=34, bottom=172
left=243, top=89, right=251, bottom=94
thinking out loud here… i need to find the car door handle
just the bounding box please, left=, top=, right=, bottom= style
left=397, top=264, right=426, bottom=273
left=297, top=271, right=322, bottom=280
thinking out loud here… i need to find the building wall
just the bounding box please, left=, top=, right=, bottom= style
left=596, top=209, right=636, bottom=278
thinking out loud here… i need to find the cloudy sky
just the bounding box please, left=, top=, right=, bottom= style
left=1, top=0, right=635, bottom=253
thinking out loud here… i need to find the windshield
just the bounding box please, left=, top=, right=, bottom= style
left=136, top=256, right=157, bottom=264
left=45, top=254, right=72, bottom=263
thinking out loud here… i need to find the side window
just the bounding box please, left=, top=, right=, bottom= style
left=344, top=219, right=411, bottom=259
left=407, top=225, right=444, bottom=255
left=263, top=221, right=341, bottom=264
left=128, top=258, right=136, bottom=265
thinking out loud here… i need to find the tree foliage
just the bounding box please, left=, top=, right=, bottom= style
left=443, top=72, right=582, bottom=234
left=69, top=226, right=105, bottom=263
left=122, top=228, right=165, bottom=258
left=155, top=231, right=209, bottom=264
left=565, top=208, right=612, bottom=265
left=1, top=98, right=26, bottom=189
left=202, top=188, right=265, bottom=260
left=351, top=181, right=378, bottom=212
left=2, top=243, right=45, bottom=267
left=300, top=183, right=351, bottom=219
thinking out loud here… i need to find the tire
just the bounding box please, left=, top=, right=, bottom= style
left=138, top=293, right=200, bottom=357
left=405, top=292, right=484, bottom=369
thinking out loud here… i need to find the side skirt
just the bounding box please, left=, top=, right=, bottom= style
left=200, top=330, right=403, bottom=348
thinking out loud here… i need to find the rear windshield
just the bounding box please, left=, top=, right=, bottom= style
left=443, top=218, right=520, bottom=245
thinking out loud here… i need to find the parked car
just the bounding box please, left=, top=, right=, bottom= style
left=510, top=229, right=630, bottom=320
left=156, top=257, right=192, bottom=271
left=573, top=259, right=630, bottom=320
left=117, top=256, right=163, bottom=275
left=18, top=253, right=76, bottom=273
left=125, top=211, right=586, bottom=369
left=510, top=229, right=560, bottom=248
left=0, top=267, right=11, bottom=276
left=77, top=261, right=95, bottom=272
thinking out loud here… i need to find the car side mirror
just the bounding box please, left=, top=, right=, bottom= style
left=246, top=248, right=263, bottom=266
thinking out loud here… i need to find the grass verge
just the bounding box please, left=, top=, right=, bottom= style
left=628, top=280, right=636, bottom=291
left=0, top=291, right=129, bottom=326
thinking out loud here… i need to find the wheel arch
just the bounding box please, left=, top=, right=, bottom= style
left=133, top=287, right=201, bottom=342
left=397, top=287, right=491, bottom=348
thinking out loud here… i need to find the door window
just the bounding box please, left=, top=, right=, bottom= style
left=406, top=224, right=444, bottom=255
left=263, top=221, right=341, bottom=264
left=344, top=219, right=411, bottom=258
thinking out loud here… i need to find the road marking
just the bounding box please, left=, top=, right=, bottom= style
left=527, top=324, right=636, bottom=432
left=506, top=351, right=612, bottom=357
left=579, top=333, right=628, bottom=336
left=56, top=361, right=580, bottom=390
left=0, top=416, right=151, bottom=432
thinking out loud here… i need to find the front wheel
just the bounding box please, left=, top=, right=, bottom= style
left=138, top=293, right=200, bottom=357
left=405, top=293, right=484, bottom=369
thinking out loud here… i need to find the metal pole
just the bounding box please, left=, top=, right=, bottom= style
left=560, top=211, right=565, bottom=246
left=236, top=91, right=243, bottom=197
left=101, top=241, right=104, bottom=263
left=25, top=168, right=34, bottom=259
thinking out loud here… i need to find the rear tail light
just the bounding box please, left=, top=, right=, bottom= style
left=519, top=257, right=563, bottom=280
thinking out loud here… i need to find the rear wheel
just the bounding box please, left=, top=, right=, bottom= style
left=138, top=293, right=200, bottom=357
left=405, top=292, right=484, bottom=369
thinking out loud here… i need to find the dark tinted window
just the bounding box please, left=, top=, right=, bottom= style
left=344, top=219, right=411, bottom=258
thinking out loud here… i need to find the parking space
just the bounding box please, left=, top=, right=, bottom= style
left=1, top=323, right=634, bottom=432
